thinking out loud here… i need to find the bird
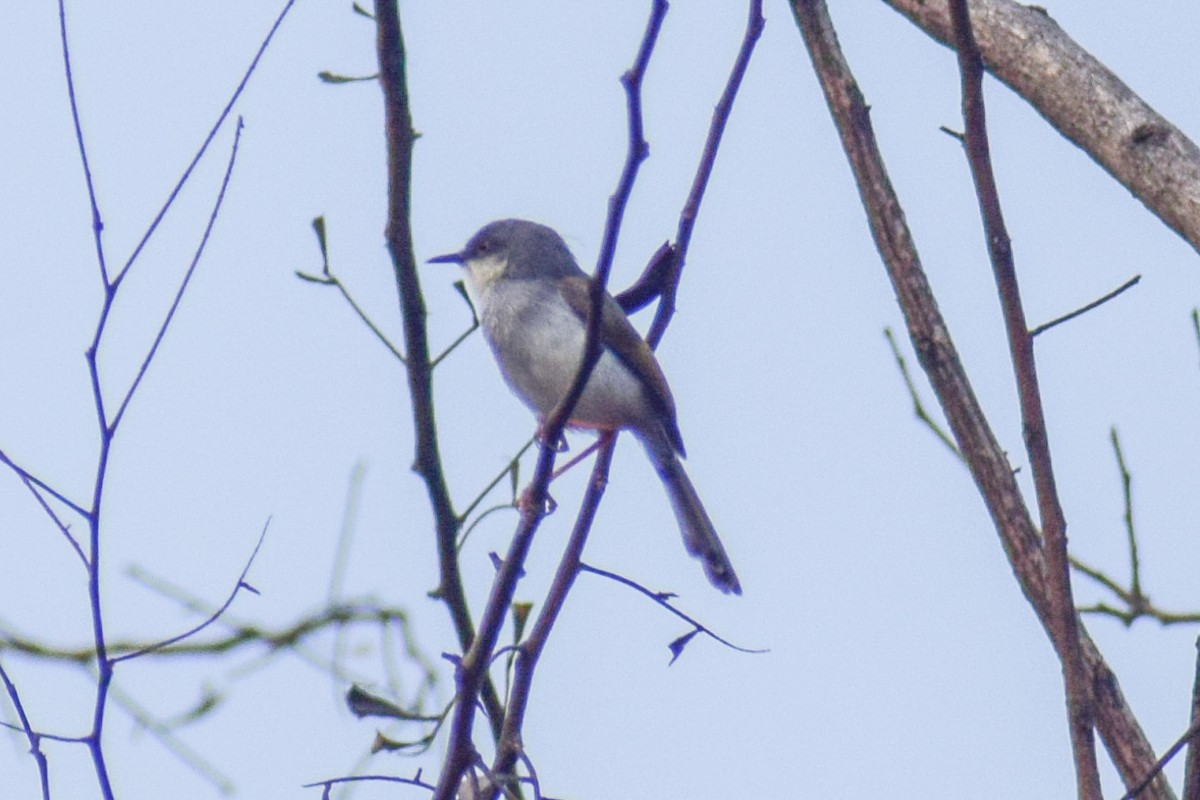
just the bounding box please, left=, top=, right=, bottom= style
left=429, top=219, right=741, bottom=594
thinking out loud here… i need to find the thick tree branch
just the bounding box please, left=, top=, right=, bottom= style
left=883, top=0, right=1200, bottom=256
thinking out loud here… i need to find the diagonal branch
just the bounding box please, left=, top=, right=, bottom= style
left=884, top=0, right=1200, bottom=256
left=648, top=0, right=765, bottom=348
left=0, top=660, right=50, bottom=800
left=110, top=119, right=245, bottom=434
left=0, top=449, right=88, bottom=565
left=113, top=0, right=298, bottom=288
left=789, top=1, right=1171, bottom=797
left=579, top=563, right=766, bottom=657
left=111, top=520, right=269, bottom=663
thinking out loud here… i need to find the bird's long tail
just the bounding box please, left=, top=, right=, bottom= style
left=645, top=439, right=741, bottom=595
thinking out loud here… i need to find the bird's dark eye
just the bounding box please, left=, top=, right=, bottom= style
left=476, top=240, right=491, bottom=255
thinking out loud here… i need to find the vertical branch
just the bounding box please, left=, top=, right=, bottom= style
left=789, top=0, right=1169, bottom=796
left=372, top=0, right=507, bottom=740
left=59, top=0, right=116, bottom=790
left=29, top=3, right=297, bottom=796
left=431, top=5, right=668, bottom=797
left=945, top=2, right=1100, bottom=796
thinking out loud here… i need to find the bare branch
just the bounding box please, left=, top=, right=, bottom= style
left=648, top=0, right=765, bottom=349
left=1030, top=275, right=1142, bottom=337
left=112, top=519, right=268, bottom=663
left=297, top=216, right=408, bottom=363
left=111, top=118, right=246, bottom=433
left=884, top=0, right=1200, bottom=256
left=789, top=1, right=1170, bottom=795
left=372, top=0, right=507, bottom=742
left=579, top=563, right=767, bottom=658
left=489, top=435, right=619, bottom=795
left=0, top=660, right=50, bottom=799
left=944, top=1, right=1100, bottom=795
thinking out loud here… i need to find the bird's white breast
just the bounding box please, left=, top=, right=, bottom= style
left=472, top=275, right=651, bottom=432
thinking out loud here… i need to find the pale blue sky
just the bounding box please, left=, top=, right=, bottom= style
left=2, top=2, right=1199, bottom=798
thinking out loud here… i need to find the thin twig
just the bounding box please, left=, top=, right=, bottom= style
left=0, top=452, right=88, bottom=566
left=1072, top=552, right=1200, bottom=626
left=0, top=660, right=50, bottom=800
left=296, top=270, right=407, bottom=362
left=430, top=282, right=479, bottom=367
left=580, top=564, right=767, bottom=657
left=648, top=0, right=765, bottom=348
left=57, top=0, right=109, bottom=286
left=1121, top=718, right=1200, bottom=800
left=1030, top=275, right=1141, bottom=337
left=298, top=217, right=407, bottom=362
left=112, top=519, right=268, bottom=662
left=1111, top=428, right=1142, bottom=601
left=113, top=0, right=298, bottom=288
left=884, top=327, right=962, bottom=459
left=111, top=119, right=246, bottom=433
left=0, top=450, right=89, bottom=521
left=457, top=439, right=535, bottom=525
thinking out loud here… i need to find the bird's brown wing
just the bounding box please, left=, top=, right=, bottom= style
left=559, top=275, right=685, bottom=455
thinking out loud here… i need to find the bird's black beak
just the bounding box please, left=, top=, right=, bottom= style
left=427, top=252, right=463, bottom=265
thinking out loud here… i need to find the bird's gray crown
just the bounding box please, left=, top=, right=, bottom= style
left=461, top=219, right=582, bottom=280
